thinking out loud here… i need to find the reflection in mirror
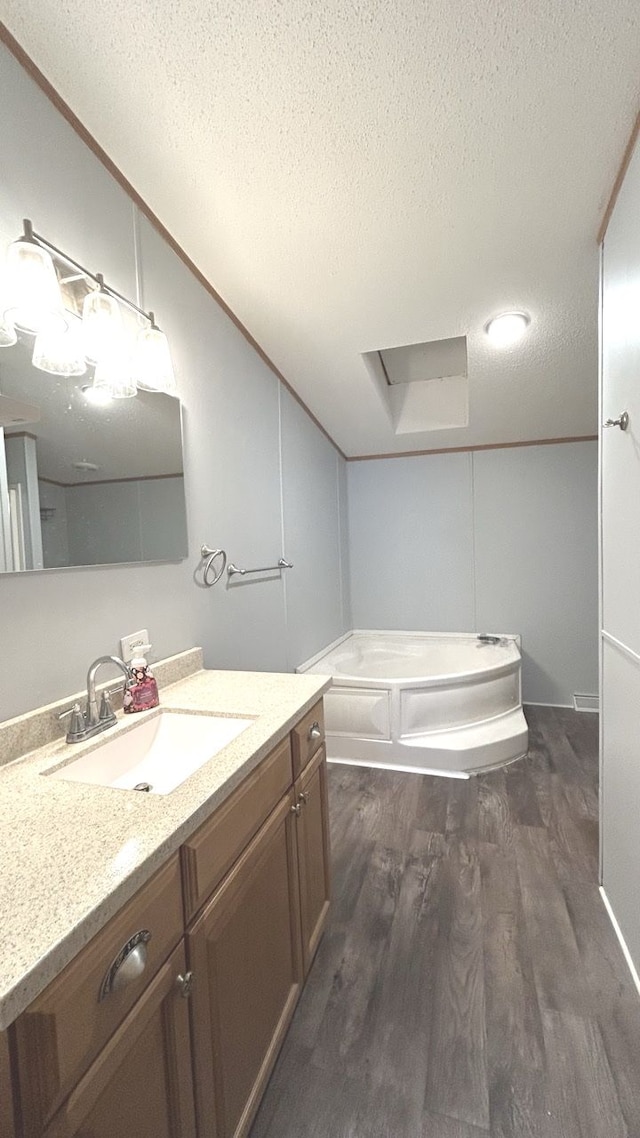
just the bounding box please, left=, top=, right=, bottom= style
left=0, top=334, right=187, bottom=572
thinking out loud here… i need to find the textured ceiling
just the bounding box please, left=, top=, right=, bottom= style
left=2, top=1, right=640, bottom=456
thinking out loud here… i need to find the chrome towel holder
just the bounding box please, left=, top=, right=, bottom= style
left=201, top=545, right=227, bottom=587
left=200, top=545, right=293, bottom=586
left=227, top=557, right=293, bottom=578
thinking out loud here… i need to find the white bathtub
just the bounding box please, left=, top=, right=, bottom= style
left=298, top=630, right=528, bottom=778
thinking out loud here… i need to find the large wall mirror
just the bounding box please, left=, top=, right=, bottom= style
left=0, top=335, right=187, bottom=572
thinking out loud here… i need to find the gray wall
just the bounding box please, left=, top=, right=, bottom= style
left=0, top=45, right=349, bottom=720
left=347, top=441, right=598, bottom=705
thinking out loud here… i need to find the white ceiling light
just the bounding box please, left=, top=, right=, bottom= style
left=484, top=311, right=531, bottom=348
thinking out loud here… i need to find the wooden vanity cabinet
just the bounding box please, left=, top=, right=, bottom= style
left=187, top=790, right=303, bottom=1138
left=9, top=699, right=330, bottom=1138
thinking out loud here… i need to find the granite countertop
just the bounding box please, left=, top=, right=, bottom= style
left=0, top=655, right=330, bottom=1029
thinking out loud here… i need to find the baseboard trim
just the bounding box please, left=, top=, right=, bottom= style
left=599, top=886, right=640, bottom=1000
left=523, top=701, right=573, bottom=709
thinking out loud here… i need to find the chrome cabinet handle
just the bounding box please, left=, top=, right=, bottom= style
left=298, top=791, right=308, bottom=806
left=176, top=971, right=194, bottom=998
left=308, top=722, right=322, bottom=741
left=99, top=930, right=151, bottom=1001
left=603, top=411, right=629, bottom=431
left=290, top=803, right=301, bottom=816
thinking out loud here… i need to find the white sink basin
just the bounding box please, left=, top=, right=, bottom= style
left=47, top=709, right=255, bottom=795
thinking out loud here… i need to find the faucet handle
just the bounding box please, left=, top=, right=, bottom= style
left=98, top=688, right=120, bottom=722
left=58, top=703, right=86, bottom=741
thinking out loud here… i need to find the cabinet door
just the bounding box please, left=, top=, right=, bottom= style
left=42, top=942, right=196, bottom=1138
left=1, top=1031, right=16, bottom=1138
left=187, top=791, right=303, bottom=1138
left=295, top=745, right=331, bottom=975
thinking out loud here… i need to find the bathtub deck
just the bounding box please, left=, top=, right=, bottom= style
left=250, top=705, right=640, bottom=1138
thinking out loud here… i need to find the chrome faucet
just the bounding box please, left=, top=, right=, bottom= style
left=59, top=655, right=130, bottom=743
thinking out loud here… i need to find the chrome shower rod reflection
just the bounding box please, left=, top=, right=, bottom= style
left=227, top=558, right=293, bottom=578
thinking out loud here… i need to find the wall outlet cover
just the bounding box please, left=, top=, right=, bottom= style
left=120, top=629, right=150, bottom=663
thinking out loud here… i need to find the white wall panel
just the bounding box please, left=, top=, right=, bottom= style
left=474, top=442, right=598, bottom=705
left=137, top=212, right=287, bottom=673
left=280, top=388, right=345, bottom=669
left=347, top=452, right=475, bottom=634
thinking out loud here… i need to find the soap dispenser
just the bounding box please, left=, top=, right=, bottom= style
left=124, top=644, right=159, bottom=714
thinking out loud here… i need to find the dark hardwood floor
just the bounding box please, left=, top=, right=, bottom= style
left=250, top=706, right=640, bottom=1138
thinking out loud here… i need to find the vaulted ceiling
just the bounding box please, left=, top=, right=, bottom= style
left=2, top=1, right=640, bottom=456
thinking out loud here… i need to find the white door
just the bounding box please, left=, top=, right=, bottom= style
left=600, top=133, right=640, bottom=973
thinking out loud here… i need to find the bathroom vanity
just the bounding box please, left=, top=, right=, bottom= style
left=0, top=659, right=330, bottom=1138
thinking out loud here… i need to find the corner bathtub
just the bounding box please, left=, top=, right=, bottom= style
left=298, top=631, right=528, bottom=778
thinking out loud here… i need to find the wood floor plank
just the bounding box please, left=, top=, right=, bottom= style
left=445, top=778, right=480, bottom=841
left=312, top=840, right=405, bottom=1073
left=542, top=1009, right=628, bottom=1138
left=479, top=843, right=547, bottom=1138
left=545, top=779, right=599, bottom=884
left=514, top=824, right=592, bottom=1015
left=505, top=762, right=544, bottom=828
left=562, top=879, right=638, bottom=1003
left=424, top=840, right=489, bottom=1130
left=363, top=829, right=449, bottom=1129
left=420, top=1110, right=490, bottom=1136
left=597, top=998, right=640, bottom=1136
left=416, top=771, right=450, bottom=834
left=476, top=771, right=511, bottom=847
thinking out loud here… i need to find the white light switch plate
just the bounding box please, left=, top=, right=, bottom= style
left=120, top=629, right=149, bottom=664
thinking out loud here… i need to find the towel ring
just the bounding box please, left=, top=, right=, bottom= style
left=201, top=545, right=227, bottom=587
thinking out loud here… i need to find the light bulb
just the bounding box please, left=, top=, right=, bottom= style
left=93, top=341, right=136, bottom=399
left=485, top=311, right=530, bottom=347
left=133, top=321, right=177, bottom=394
left=82, top=288, right=124, bottom=365
left=4, top=237, right=66, bottom=334
left=32, top=315, right=87, bottom=377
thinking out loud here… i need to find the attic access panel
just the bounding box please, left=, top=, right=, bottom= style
left=369, top=336, right=469, bottom=434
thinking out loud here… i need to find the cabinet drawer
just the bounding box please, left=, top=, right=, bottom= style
left=291, top=700, right=325, bottom=778
left=181, top=735, right=292, bottom=922
left=14, top=854, right=183, bottom=1138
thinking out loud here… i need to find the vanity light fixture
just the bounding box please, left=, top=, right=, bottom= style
left=0, top=220, right=178, bottom=398
left=484, top=311, right=531, bottom=347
